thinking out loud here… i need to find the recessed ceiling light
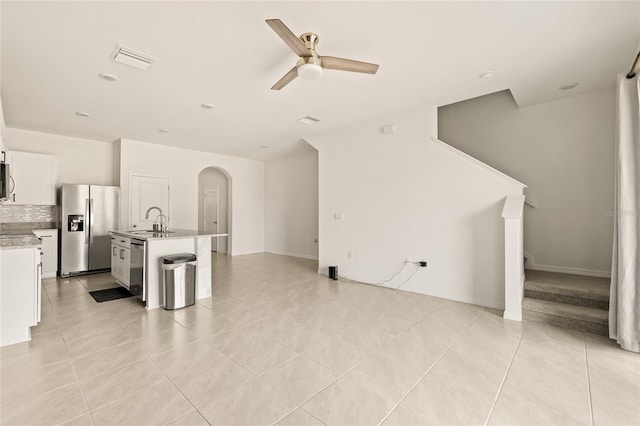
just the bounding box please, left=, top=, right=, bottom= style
left=158, top=129, right=169, bottom=133
left=201, top=103, right=215, bottom=109
left=297, top=116, right=320, bottom=126
left=98, top=72, right=118, bottom=82
left=479, top=71, right=494, bottom=79
left=261, top=145, right=270, bottom=149
left=558, top=82, right=579, bottom=90
left=75, top=112, right=91, bottom=117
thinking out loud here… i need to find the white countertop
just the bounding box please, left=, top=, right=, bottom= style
left=110, top=229, right=228, bottom=241
left=0, top=234, right=42, bottom=250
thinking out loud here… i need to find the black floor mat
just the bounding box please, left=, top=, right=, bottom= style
left=89, top=287, right=134, bottom=303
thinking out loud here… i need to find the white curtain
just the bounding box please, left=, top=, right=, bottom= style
left=610, top=73, right=640, bottom=353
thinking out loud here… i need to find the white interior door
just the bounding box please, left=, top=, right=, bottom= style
left=204, top=185, right=219, bottom=252
left=130, top=175, right=170, bottom=230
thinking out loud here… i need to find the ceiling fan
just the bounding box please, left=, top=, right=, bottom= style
left=266, top=19, right=379, bottom=90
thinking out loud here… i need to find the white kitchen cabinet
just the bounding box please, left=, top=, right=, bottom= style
left=35, top=248, right=42, bottom=324
left=111, top=240, right=120, bottom=282
left=6, top=151, right=56, bottom=205
left=0, top=96, right=6, bottom=154
left=0, top=246, right=41, bottom=346
left=33, top=229, right=58, bottom=278
left=111, top=236, right=130, bottom=288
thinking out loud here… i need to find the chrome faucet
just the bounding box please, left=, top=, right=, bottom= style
left=144, top=206, right=168, bottom=232
left=144, top=206, right=163, bottom=219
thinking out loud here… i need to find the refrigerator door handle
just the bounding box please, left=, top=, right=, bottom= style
left=84, top=198, right=90, bottom=245
left=89, top=198, right=94, bottom=244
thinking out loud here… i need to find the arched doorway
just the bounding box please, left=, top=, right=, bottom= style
left=198, top=167, right=231, bottom=254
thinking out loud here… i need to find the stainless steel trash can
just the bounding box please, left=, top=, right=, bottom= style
left=162, top=253, right=197, bottom=310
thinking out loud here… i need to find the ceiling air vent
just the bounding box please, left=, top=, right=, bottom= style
left=110, top=44, right=157, bottom=70
left=297, top=116, right=320, bottom=126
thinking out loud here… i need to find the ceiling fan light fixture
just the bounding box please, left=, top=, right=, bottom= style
left=298, top=63, right=323, bottom=80
left=297, top=57, right=323, bottom=80
left=267, top=19, right=379, bottom=90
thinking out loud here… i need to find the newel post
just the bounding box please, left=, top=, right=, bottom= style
left=502, top=195, right=525, bottom=321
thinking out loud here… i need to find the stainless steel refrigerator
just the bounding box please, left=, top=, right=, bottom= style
left=60, top=184, right=120, bottom=277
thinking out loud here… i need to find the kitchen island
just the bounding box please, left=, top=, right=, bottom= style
left=0, top=234, right=42, bottom=346
left=110, top=229, right=227, bottom=310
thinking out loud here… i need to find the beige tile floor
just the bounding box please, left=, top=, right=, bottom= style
left=1, top=253, right=638, bottom=426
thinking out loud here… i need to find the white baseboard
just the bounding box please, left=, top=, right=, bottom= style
left=265, top=250, right=318, bottom=261
left=523, top=251, right=611, bottom=278
left=503, top=309, right=522, bottom=321
left=446, top=293, right=505, bottom=311
left=381, top=283, right=506, bottom=311
left=526, top=263, right=611, bottom=278
left=230, top=250, right=264, bottom=257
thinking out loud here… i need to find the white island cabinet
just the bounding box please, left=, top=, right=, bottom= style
left=0, top=237, right=42, bottom=347
left=110, top=235, right=131, bottom=289
left=110, top=229, right=227, bottom=310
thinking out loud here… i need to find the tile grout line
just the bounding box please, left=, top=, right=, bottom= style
left=376, top=309, right=484, bottom=426
left=297, top=407, right=329, bottom=426
left=65, top=298, right=182, bottom=417
left=583, top=333, right=595, bottom=426
left=482, top=322, right=528, bottom=426
left=138, top=338, right=214, bottom=426
left=264, top=299, right=443, bottom=425
left=61, top=323, right=132, bottom=361
left=69, top=342, right=153, bottom=382
left=56, top=325, right=96, bottom=426
left=71, top=344, right=160, bottom=413
left=54, top=413, right=93, bottom=426
left=140, top=329, right=280, bottom=424
left=241, top=301, right=396, bottom=425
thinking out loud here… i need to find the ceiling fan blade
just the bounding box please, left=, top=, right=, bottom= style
left=266, top=19, right=312, bottom=58
left=271, top=67, right=298, bottom=90
left=320, top=56, right=379, bottom=74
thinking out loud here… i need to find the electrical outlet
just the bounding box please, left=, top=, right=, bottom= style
left=347, top=251, right=353, bottom=260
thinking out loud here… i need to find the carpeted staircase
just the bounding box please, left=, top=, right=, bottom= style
left=522, top=270, right=611, bottom=336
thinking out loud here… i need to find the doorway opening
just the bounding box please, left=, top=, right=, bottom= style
left=198, top=167, right=231, bottom=255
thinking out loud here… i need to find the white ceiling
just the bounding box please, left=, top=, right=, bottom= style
left=2, top=1, right=638, bottom=160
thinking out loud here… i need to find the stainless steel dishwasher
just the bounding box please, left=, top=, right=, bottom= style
left=129, top=239, right=145, bottom=300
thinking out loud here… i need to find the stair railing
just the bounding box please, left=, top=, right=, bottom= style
left=502, top=195, right=526, bottom=321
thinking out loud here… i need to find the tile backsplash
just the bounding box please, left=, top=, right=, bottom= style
left=0, top=204, right=57, bottom=223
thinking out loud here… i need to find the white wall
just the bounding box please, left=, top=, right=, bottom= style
left=198, top=167, right=230, bottom=254
left=307, top=106, right=524, bottom=310
left=0, top=96, right=6, bottom=155
left=438, top=89, right=614, bottom=276
left=264, top=150, right=319, bottom=260
left=118, top=139, right=264, bottom=256
left=5, top=128, right=115, bottom=186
